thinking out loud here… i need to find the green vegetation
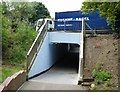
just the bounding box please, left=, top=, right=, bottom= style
left=81, top=1, right=120, bottom=36
left=0, top=67, right=2, bottom=83
left=0, top=66, right=22, bottom=83
left=29, top=2, right=51, bottom=25
left=93, top=71, right=111, bottom=84
left=1, top=1, right=50, bottom=83
left=2, top=19, right=37, bottom=66
left=90, top=64, right=112, bottom=90
left=92, top=66, right=112, bottom=85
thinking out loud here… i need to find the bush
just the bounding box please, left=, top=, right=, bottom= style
left=92, top=64, right=112, bottom=85
left=2, top=15, right=37, bottom=83
left=2, top=19, right=37, bottom=66
left=95, top=71, right=111, bottom=81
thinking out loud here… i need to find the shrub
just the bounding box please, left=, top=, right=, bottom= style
left=92, top=64, right=112, bottom=85
left=2, top=19, right=37, bottom=66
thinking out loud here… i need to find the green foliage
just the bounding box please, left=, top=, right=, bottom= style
left=81, top=2, right=120, bottom=35
left=92, top=64, right=112, bottom=85
left=0, top=67, right=2, bottom=83
left=2, top=2, right=50, bottom=27
left=106, top=79, right=111, bottom=86
left=1, top=1, right=50, bottom=65
left=1, top=2, right=39, bottom=65
left=95, top=71, right=111, bottom=84
left=29, top=2, right=50, bottom=25
left=1, top=1, right=50, bottom=82
left=2, top=16, right=12, bottom=60
left=0, top=66, right=22, bottom=83
left=2, top=20, right=37, bottom=65
left=16, top=21, right=37, bottom=51
left=89, top=87, right=98, bottom=92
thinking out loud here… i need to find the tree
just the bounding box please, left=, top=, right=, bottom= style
left=2, top=1, right=50, bottom=29
left=1, top=1, right=51, bottom=64
left=81, top=2, right=120, bottom=35
left=1, top=2, right=34, bottom=32
left=29, top=2, right=50, bottom=25
left=1, top=1, right=51, bottom=81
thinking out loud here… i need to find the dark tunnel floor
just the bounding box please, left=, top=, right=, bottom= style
left=30, top=50, right=79, bottom=85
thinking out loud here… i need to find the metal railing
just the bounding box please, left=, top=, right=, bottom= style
left=26, top=20, right=48, bottom=75
left=85, top=22, right=96, bottom=36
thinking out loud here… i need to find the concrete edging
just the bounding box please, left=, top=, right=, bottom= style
left=0, top=70, right=26, bottom=91
left=78, top=18, right=85, bottom=84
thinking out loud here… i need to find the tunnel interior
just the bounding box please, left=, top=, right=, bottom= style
left=29, top=43, right=80, bottom=85
left=28, top=32, right=80, bottom=85
left=54, top=43, right=80, bottom=73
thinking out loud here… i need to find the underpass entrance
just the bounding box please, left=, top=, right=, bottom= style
left=30, top=43, right=80, bottom=85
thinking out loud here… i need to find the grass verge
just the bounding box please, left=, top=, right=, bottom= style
left=0, top=65, right=23, bottom=83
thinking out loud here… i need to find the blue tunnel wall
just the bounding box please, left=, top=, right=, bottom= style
left=28, top=33, right=68, bottom=78
left=28, top=32, right=81, bottom=78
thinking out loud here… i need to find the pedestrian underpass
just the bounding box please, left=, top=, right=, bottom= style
left=18, top=45, right=86, bottom=90
left=0, top=18, right=87, bottom=91
left=24, top=19, right=85, bottom=90
left=28, top=31, right=81, bottom=82
left=1, top=15, right=110, bottom=91
left=15, top=18, right=86, bottom=91
left=18, top=30, right=83, bottom=90
left=29, top=44, right=80, bottom=85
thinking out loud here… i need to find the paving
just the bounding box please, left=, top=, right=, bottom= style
left=18, top=81, right=87, bottom=90
left=19, top=50, right=88, bottom=90
left=29, top=53, right=79, bottom=85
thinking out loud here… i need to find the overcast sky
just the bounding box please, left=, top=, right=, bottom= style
left=29, top=0, right=85, bottom=18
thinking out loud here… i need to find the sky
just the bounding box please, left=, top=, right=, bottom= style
left=29, top=0, right=85, bottom=18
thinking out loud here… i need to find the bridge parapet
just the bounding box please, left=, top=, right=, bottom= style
left=49, top=31, right=81, bottom=45
left=27, top=20, right=48, bottom=77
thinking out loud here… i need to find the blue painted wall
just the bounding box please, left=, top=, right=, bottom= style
left=28, top=33, right=68, bottom=78
left=28, top=32, right=81, bottom=78
left=49, top=32, right=81, bottom=45
left=55, top=10, right=111, bottom=30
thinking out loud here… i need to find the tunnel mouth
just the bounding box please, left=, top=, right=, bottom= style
left=54, top=43, right=80, bottom=73
left=30, top=43, right=80, bottom=85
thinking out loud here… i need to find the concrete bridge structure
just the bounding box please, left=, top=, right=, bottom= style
left=1, top=18, right=89, bottom=91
